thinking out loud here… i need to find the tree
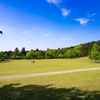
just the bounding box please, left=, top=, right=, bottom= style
left=21, top=47, right=26, bottom=56
left=89, top=51, right=100, bottom=63
left=26, top=50, right=36, bottom=59
left=91, top=43, right=99, bottom=52
left=46, top=49, right=57, bottom=58
left=89, top=43, right=100, bottom=63
left=0, top=52, right=6, bottom=61
left=36, top=48, right=39, bottom=51
left=56, top=49, right=64, bottom=56
left=74, top=45, right=82, bottom=51
left=80, top=44, right=89, bottom=57
left=15, top=47, right=19, bottom=55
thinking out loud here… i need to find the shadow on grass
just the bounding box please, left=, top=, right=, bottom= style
left=0, top=83, right=100, bottom=100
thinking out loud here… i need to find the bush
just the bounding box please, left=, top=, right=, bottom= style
left=0, top=53, right=5, bottom=61
left=0, top=57, right=5, bottom=61
left=45, top=56, right=52, bottom=59
left=36, top=56, right=44, bottom=59
left=25, top=56, right=32, bottom=59
left=11, top=55, right=16, bottom=59
left=16, top=56, right=21, bottom=59
left=57, top=54, right=63, bottom=58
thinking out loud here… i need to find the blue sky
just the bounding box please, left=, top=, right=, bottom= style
left=0, top=0, right=100, bottom=51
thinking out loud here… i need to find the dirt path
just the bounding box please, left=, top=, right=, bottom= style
left=0, top=67, right=100, bottom=80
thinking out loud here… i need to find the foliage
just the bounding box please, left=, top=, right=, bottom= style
left=0, top=52, right=6, bottom=61
left=45, top=56, right=53, bottom=59
left=46, top=49, right=57, bottom=58
left=80, top=44, right=89, bottom=57
left=21, top=47, right=26, bottom=56
left=57, top=54, right=63, bottom=58
left=91, top=43, right=99, bottom=52
left=89, top=43, right=100, bottom=62
left=1, top=40, right=100, bottom=60
left=15, top=47, right=19, bottom=55
left=36, top=56, right=45, bottom=59
left=89, top=51, right=100, bottom=61
left=26, top=50, right=36, bottom=58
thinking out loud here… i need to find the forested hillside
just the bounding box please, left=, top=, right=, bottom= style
left=0, top=40, right=100, bottom=61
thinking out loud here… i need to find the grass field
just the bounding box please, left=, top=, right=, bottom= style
left=0, top=57, right=100, bottom=100
left=0, top=57, right=100, bottom=76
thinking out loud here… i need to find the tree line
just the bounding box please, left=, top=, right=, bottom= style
left=0, top=40, right=100, bottom=62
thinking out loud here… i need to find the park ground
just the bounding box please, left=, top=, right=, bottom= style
left=0, top=57, right=100, bottom=100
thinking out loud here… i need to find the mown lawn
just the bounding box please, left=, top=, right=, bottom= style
left=0, top=57, right=100, bottom=76
left=0, top=69, right=100, bottom=100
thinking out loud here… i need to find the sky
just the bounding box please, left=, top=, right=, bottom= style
left=0, top=0, right=100, bottom=51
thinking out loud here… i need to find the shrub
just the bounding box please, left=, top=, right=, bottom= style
left=36, top=56, right=44, bottom=59
left=45, top=56, right=52, bottom=59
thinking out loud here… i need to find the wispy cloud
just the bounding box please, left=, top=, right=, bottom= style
left=92, top=19, right=95, bottom=21
left=46, top=0, right=71, bottom=17
left=89, top=13, right=96, bottom=17
left=61, top=8, right=70, bottom=17
left=46, top=0, right=61, bottom=5
left=74, top=18, right=90, bottom=25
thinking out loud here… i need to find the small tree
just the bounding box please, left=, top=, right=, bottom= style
left=89, top=51, right=100, bottom=63
left=89, top=43, right=100, bottom=63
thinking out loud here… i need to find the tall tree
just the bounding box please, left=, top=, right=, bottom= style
left=15, top=47, right=19, bottom=55
left=36, top=48, right=39, bottom=51
left=21, top=47, right=26, bottom=55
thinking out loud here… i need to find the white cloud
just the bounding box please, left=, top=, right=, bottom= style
left=47, top=0, right=61, bottom=5
left=74, top=18, right=90, bottom=25
left=61, top=8, right=70, bottom=17
left=89, top=13, right=96, bottom=17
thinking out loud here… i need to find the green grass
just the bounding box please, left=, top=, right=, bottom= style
left=0, top=57, right=100, bottom=76
left=0, top=70, right=100, bottom=100
left=0, top=57, right=100, bottom=100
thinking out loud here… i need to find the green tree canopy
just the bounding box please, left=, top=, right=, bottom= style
left=21, top=47, right=26, bottom=55
left=26, top=50, right=36, bottom=59
left=15, top=47, right=19, bottom=55
left=89, top=43, right=100, bottom=62
left=91, top=43, right=99, bottom=52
